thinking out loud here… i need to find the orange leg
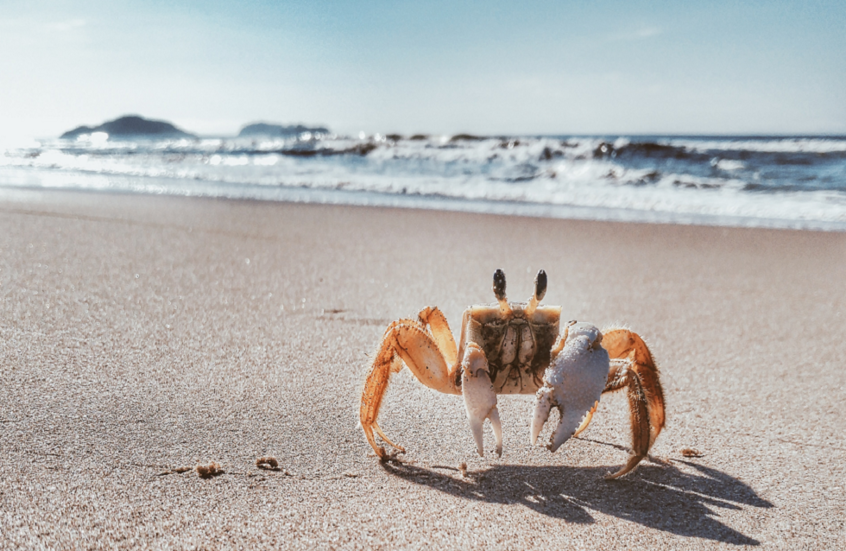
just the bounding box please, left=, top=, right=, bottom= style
left=598, top=328, right=666, bottom=479
left=417, top=306, right=458, bottom=367
left=359, top=317, right=460, bottom=458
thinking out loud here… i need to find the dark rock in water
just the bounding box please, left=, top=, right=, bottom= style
left=385, top=134, right=403, bottom=142
left=238, top=123, right=329, bottom=138
left=498, top=139, right=521, bottom=149
left=408, top=134, right=429, bottom=141
left=60, top=115, right=196, bottom=140
left=594, top=140, right=687, bottom=159
left=349, top=142, right=377, bottom=155
left=592, top=141, right=616, bottom=158
left=277, top=142, right=377, bottom=158
left=449, top=133, right=484, bottom=142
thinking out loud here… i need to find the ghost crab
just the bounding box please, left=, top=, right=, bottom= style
left=360, top=270, right=665, bottom=478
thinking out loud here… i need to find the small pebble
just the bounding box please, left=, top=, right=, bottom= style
left=256, top=456, right=279, bottom=470
left=679, top=448, right=704, bottom=458
left=196, top=462, right=223, bottom=478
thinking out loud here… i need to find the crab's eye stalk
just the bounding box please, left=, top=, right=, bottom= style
left=492, top=269, right=511, bottom=314
left=525, top=269, right=547, bottom=317
left=492, top=269, right=507, bottom=302
left=534, top=269, right=547, bottom=302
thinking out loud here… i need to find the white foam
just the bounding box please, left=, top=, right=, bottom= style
left=668, top=138, right=846, bottom=154
left=2, top=135, right=845, bottom=231
left=711, top=158, right=745, bottom=171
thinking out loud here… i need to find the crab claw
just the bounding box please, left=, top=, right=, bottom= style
left=462, top=343, right=503, bottom=457
left=530, top=387, right=554, bottom=445
left=531, top=323, right=609, bottom=452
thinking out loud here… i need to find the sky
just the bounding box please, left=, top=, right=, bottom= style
left=1, top=0, right=845, bottom=141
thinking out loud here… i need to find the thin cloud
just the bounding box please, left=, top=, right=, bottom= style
left=635, top=27, right=661, bottom=38
left=44, top=18, right=86, bottom=32
left=0, top=17, right=87, bottom=34
left=609, top=26, right=662, bottom=41
left=0, top=18, right=25, bottom=28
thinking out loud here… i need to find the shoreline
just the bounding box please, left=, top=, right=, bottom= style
left=2, top=189, right=844, bottom=548
left=2, top=183, right=846, bottom=233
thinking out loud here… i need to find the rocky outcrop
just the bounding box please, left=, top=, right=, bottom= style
left=60, top=115, right=196, bottom=140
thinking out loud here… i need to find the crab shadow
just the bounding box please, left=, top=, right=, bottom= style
left=381, top=457, right=772, bottom=546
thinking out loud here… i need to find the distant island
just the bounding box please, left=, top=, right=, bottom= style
left=60, top=115, right=196, bottom=140
left=238, top=122, right=329, bottom=138
left=59, top=116, right=330, bottom=140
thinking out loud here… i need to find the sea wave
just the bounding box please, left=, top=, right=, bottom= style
left=667, top=137, right=846, bottom=154
left=1, top=133, right=845, bottom=230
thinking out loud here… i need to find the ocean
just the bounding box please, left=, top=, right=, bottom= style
left=2, top=133, right=845, bottom=231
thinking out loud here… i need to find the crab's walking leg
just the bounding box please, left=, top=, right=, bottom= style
left=461, top=343, right=503, bottom=457
left=372, top=422, right=403, bottom=452
left=598, top=328, right=666, bottom=479
left=360, top=319, right=460, bottom=458
left=418, top=306, right=458, bottom=367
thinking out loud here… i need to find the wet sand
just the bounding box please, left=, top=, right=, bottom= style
left=1, top=188, right=844, bottom=549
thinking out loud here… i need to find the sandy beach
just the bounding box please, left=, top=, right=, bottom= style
left=1, top=188, right=844, bottom=549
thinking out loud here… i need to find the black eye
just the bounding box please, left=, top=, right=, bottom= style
left=493, top=269, right=507, bottom=301
left=535, top=270, right=547, bottom=300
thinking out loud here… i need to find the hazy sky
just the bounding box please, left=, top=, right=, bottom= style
left=1, top=0, right=844, bottom=140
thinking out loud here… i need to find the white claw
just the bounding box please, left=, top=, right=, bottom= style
left=489, top=408, right=503, bottom=457
left=531, top=323, right=609, bottom=452
left=462, top=345, right=500, bottom=458
left=469, top=416, right=486, bottom=457
left=531, top=388, right=553, bottom=445
left=548, top=409, right=589, bottom=452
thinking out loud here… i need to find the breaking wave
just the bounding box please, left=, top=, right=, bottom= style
left=1, top=133, right=845, bottom=230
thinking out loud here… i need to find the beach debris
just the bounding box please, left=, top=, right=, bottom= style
left=343, top=471, right=360, bottom=478
left=679, top=448, right=704, bottom=458
left=377, top=449, right=405, bottom=464
left=156, top=465, right=194, bottom=476
left=256, top=456, right=279, bottom=470
left=196, top=462, right=224, bottom=478
left=255, top=456, right=292, bottom=475
left=459, top=462, right=468, bottom=477
left=359, top=270, right=666, bottom=480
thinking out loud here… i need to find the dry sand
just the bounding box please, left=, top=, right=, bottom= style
left=1, top=188, right=844, bottom=549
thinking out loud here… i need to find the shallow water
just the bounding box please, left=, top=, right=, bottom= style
left=2, top=133, right=845, bottom=230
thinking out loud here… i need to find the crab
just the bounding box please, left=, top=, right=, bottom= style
left=360, top=269, right=665, bottom=478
